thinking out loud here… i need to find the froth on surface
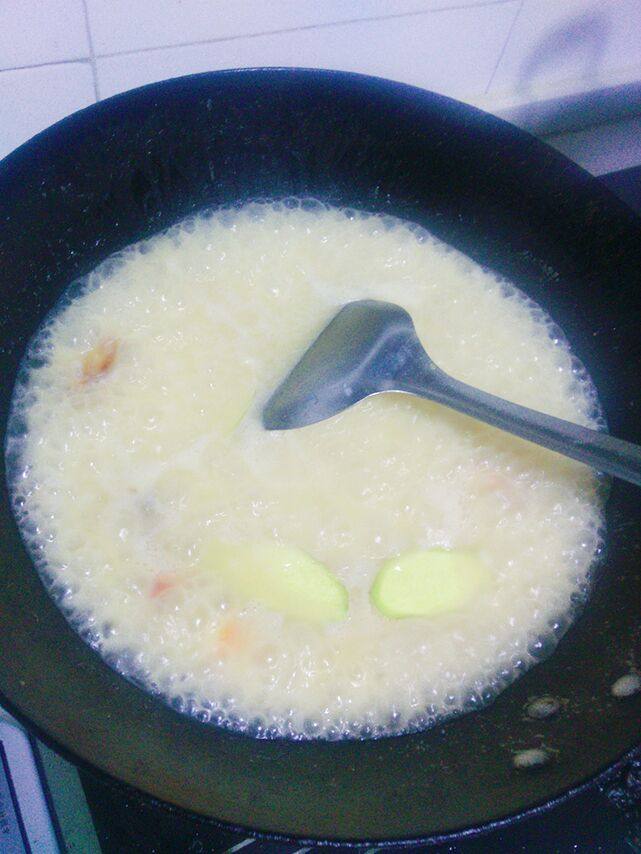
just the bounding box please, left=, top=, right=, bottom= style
left=7, top=200, right=604, bottom=739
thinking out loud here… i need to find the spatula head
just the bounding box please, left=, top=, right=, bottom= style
left=262, top=299, right=420, bottom=430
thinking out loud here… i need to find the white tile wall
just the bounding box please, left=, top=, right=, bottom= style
left=0, top=0, right=640, bottom=171
left=0, top=0, right=89, bottom=70
left=0, top=63, right=95, bottom=158
left=489, top=0, right=641, bottom=107
left=86, top=0, right=508, bottom=55
left=96, top=4, right=518, bottom=100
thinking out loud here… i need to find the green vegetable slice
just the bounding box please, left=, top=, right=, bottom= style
left=371, top=548, right=491, bottom=618
left=200, top=539, right=348, bottom=624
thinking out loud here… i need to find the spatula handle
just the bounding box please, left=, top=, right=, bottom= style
left=410, top=370, right=641, bottom=486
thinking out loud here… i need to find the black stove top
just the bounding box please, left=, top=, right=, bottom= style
left=77, top=164, right=641, bottom=854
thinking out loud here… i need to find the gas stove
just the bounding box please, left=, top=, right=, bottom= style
left=2, top=164, right=640, bottom=854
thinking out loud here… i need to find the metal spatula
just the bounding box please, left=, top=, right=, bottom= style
left=262, top=299, right=641, bottom=486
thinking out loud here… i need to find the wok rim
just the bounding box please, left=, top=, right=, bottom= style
left=1, top=66, right=640, bottom=847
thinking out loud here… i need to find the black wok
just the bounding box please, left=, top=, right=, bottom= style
left=0, top=69, right=640, bottom=848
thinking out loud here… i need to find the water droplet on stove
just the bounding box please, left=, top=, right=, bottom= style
left=525, top=695, right=561, bottom=720
left=611, top=672, right=641, bottom=698
left=513, top=747, right=551, bottom=770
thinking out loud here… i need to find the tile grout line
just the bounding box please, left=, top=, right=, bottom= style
left=0, top=0, right=521, bottom=83
left=81, top=0, right=100, bottom=101
left=484, top=0, right=524, bottom=95
left=0, top=57, right=92, bottom=75
left=90, top=0, right=515, bottom=62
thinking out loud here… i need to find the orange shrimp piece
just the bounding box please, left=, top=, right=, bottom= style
left=149, top=573, right=176, bottom=598
left=475, top=470, right=521, bottom=507
left=80, top=338, right=119, bottom=384
left=216, top=618, right=247, bottom=656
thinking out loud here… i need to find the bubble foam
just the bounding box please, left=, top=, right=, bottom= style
left=6, top=200, right=606, bottom=740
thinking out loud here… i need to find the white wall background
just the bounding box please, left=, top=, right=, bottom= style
left=0, top=0, right=640, bottom=170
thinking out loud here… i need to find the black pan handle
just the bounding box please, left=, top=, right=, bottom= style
left=409, top=370, right=641, bottom=486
